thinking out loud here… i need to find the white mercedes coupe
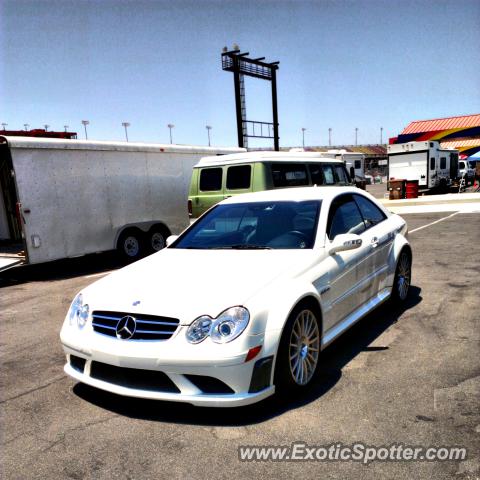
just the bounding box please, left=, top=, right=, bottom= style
left=60, top=186, right=411, bottom=407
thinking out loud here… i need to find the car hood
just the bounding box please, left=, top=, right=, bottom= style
left=82, top=249, right=317, bottom=324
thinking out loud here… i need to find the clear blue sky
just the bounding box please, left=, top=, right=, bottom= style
left=1, top=0, right=479, bottom=148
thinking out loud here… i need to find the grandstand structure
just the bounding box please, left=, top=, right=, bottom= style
left=1, top=128, right=77, bottom=139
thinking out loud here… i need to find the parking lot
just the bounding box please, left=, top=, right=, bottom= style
left=1, top=210, right=479, bottom=480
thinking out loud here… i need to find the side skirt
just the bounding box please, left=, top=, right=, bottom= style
left=321, top=287, right=391, bottom=349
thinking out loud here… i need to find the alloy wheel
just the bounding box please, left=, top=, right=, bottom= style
left=289, top=309, right=320, bottom=385
left=397, top=252, right=411, bottom=300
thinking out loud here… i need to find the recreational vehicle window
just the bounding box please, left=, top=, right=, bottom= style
left=430, top=158, right=435, bottom=170
left=440, top=157, right=446, bottom=169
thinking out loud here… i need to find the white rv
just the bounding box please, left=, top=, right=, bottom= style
left=387, top=141, right=459, bottom=190
left=323, top=149, right=365, bottom=178
left=0, top=136, right=243, bottom=271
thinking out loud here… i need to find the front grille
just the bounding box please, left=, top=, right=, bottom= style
left=92, top=310, right=179, bottom=340
left=90, top=361, right=180, bottom=393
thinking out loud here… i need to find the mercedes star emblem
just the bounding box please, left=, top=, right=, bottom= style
left=116, top=315, right=137, bottom=340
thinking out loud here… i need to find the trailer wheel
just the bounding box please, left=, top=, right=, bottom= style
left=147, top=225, right=169, bottom=254
left=117, top=229, right=144, bottom=261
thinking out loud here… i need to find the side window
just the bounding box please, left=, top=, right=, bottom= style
left=353, top=194, right=386, bottom=229
left=226, top=165, right=251, bottom=190
left=308, top=164, right=324, bottom=185
left=200, top=168, right=222, bottom=191
left=327, top=195, right=366, bottom=240
left=354, top=160, right=362, bottom=170
left=271, top=163, right=308, bottom=187
left=322, top=165, right=335, bottom=185
left=430, top=157, right=436, bottom=170
left=440, top=157, right=446, bottom=169
left=334, top=164, right=348, bottom=184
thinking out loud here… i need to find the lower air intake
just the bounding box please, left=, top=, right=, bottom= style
left=90, top=362, right=180, bottom=393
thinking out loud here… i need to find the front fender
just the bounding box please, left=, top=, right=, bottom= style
left=246, top=279, right=323, bottom=359
left=386, top=233, right=411, bottom=287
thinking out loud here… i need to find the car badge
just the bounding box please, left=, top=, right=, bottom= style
left=116, top=316, right=137, bottom=340
left=132, top=300, right=141, bottom=306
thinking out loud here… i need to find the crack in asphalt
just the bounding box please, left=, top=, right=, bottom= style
left=0, top=375, right=66, bottom=404
left=41, top=415, right=119, bottom=453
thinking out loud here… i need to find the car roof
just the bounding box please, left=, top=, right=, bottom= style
left=221, top=186, right=365, bottom=205
left=195, top=151, right=344, bottom=167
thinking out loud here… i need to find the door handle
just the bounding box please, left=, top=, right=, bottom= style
left=371, top=236, right=378, bottom=248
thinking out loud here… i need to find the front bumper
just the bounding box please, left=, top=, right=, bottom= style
left=64, top=360, right=274, bottom=407
left=61, top=322, right=275, bottom=406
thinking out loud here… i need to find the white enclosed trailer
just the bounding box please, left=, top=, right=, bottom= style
left=0, top=136, right=243, bottom=271
left=387, top=141, right=459, bottom=189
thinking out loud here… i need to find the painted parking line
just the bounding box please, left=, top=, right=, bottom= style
left=84, top=270, right=116, bottom=279
left=409, top=212, right=460, bottom=234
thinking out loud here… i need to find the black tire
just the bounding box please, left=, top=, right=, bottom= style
left=147, top=226, right=168, bottom=254
left=117, top=229, right=145, bottom=261
left=391, top=248, right=412, bottom=303
left=274, top=302, right=321, bottom=394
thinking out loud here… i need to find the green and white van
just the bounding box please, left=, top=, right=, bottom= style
left=188, top=151, right=352, bottom=218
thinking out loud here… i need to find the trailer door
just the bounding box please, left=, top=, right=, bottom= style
left=450, top=152, right=459, bottom=179
left=0, top=144, right=26, bottom=270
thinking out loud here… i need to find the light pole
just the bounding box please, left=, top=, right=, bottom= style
left=355, top=127, right=358, bottom=146
left=206, top=125, right=212, bottom=146
left=64, top=125, right=69, bottom=132
left=24, top=124, right=29, bottom=131
left=1, top=123, right=7, bottom=130
left=81, top=120, right=89, bottom=140
left=380, top=127, right=384, bottom=144
left=328, top=128, right=332, bottom=147
left=167, top=124, right=174, bottom=144
left=301, top=127, right=306, bottom=148
left=122, top=122, right=130, bottom=142
left=44, top=124, right=49, bottom=132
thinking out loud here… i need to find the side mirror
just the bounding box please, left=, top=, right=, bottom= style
left=166, top=235, right=179, bottom=247
left=349, top=166, right=355, bottom=179
left=328, top=234, right=362, bottom=255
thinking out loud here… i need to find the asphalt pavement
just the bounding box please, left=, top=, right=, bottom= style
left=1, top=212, right=479, bottom=480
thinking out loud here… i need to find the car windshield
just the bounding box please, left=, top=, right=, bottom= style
left=173, top=200, right=321, bottom=250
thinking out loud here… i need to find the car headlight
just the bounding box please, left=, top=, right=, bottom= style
left=185, top=315, right=212, bottom=344
left=68, top=293, right=89, bottom=329
left=186, top=307, right=250, bottom=344
left=210, top=307, right=250, bottom=343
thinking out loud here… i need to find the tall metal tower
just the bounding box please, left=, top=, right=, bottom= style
left=222, top=47, right=280, bottom=151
